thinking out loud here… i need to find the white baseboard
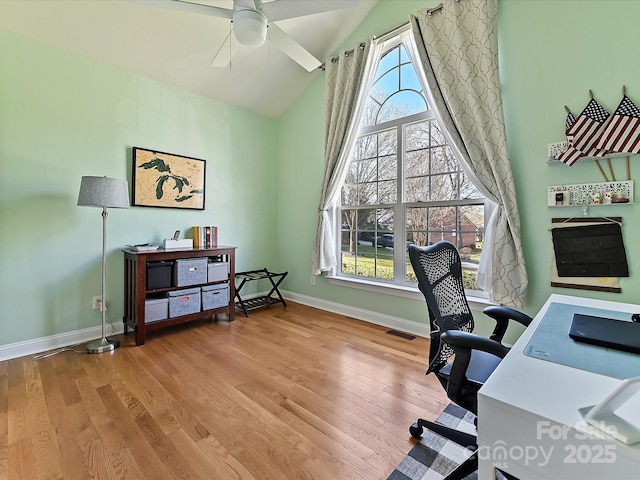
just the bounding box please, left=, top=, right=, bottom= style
left=0, top=322, right=125, bottom=362
left=0, top=293, right=428, bottom=362
left=280, top=290, right=429, bottom=339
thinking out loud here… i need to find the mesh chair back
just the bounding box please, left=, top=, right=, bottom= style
left=408, top=242, right=474, bottom=372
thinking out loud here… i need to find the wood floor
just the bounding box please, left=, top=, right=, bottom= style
left=1, top=302, right=449, bottom=480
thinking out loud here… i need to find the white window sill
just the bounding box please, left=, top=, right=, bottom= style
left=326, top=275, right=494, bottom=312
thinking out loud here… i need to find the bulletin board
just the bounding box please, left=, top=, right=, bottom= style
left=550, top=217, right=627, bottom=293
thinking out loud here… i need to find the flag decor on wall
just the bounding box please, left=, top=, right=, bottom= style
left=556, top=96, right=610, bottom=166
left=554, top=87, right=640, bottom=167
left=565, top=107, right=576, bottom=133
left=593, top=94, right=640, bottom=154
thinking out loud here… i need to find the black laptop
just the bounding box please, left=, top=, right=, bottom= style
left=569, top=313, right=640, bottom=354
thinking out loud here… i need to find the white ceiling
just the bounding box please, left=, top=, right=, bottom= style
left=0, top=0, right=378, bottom=118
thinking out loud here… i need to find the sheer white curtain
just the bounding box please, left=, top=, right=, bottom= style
left=410, top=0, right=527, bottom=307
left=312, top=39, right=381, bottom=275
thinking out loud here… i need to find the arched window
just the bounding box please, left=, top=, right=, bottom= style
left=338, top=32, right=486, bottom=291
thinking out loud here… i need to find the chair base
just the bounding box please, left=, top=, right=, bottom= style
left=410, top=418, right=478, bottom=480
left=409, top=418, right=476, bottom=447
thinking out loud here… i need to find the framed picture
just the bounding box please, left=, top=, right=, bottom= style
left=132, top=147, right=206, bottom=210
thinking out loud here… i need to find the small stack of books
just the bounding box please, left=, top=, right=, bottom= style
left=192, top=226, right=218, bottom=248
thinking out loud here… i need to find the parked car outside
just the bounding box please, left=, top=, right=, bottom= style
left=376, top=234, right=394, bottom=248
left=376, top=234, right=415, bottom=250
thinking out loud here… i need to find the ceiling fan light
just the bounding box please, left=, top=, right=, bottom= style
left=233, top=9, right=267, bottom=47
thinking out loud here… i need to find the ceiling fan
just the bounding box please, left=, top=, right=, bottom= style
left=135, top=0, right=358, bottom=72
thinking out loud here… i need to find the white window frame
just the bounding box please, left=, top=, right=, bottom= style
left=328, top=26, right=491, bottom=305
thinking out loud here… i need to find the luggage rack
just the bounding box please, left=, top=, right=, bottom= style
left=234, top=268, right=288, bottom=316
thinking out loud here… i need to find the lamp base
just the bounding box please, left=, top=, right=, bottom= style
left=87, top=337, right=120, bottom=354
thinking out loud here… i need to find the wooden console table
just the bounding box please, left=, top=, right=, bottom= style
left=122, top=246, right=236, bottom=345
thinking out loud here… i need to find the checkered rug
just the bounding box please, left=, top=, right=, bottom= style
left=387, top=403, right=479, bottom=480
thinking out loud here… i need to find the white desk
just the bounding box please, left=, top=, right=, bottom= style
left=477, top=294, right=640, bottom=480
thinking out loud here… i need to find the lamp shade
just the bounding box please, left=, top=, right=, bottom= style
left=77, top=176, right=130, bottom=209
left=233, top=8, right=267, bottom=47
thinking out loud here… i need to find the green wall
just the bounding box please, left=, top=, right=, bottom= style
left=276, top=0, right=640, bottom=337
left=2, top=0, right=640, bottom=353
left=499, top=0, right=640, bottom=311
left=0, top=28, right=277, bottom=347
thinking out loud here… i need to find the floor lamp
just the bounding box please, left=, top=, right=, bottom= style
left=77, top=176, right=130, bottom=354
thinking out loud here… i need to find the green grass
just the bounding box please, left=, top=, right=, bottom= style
left=341, top=247, right=479, bottom=289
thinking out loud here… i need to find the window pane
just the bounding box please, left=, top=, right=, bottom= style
left=378, top=91, right=427, bottom=122
left=378, top=155, right=397, bottom=181
left=460, top=205, right=485, bottom=249
left=341, top=183, right=357, bottom=206
left=374, top=208, right=394, bottom=279
left=377, top=47, right=399, bottom=80
left=405, top=149, right=429, bottom=177
left=400, top=63, right=423, bottom=94
left=405, top=121, right=431, bottom=150
left=358, top=182, right=377, bottom=204
left=339, top=208, right=395, bottom=281
left=430, top=173, right=458, bottom=201
left=405, top=176, right=429, bottom=203
left=358, top=158, right=377, bottom=183
left=405, top=205, right=484, bottom=288
left=461, top=171, right=484, bottom=199
left=430, top=123, right=446, bottom=146
left=339, top=36, right=485, bottom=291
left=363, top=95, right=383, bottom=128
left=379, top=130, right=397, bottom=156
left=358, top=134, right=378, bottom=160
left=378, top=180, right=396, bottom=204
left=430, top=146, right=457, bottom=174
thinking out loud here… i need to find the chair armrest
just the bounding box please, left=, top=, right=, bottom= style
left=483, top=305, right=533, bottom=343
left=440, top=330, right=510, bottom=359
left=440, top=330, right=509, bottom=410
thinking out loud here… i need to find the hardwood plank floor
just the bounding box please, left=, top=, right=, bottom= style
left=1, top=302, right=449, bottom=480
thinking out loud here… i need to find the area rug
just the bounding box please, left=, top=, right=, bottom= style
left=387, top=403, right=480, bottom=480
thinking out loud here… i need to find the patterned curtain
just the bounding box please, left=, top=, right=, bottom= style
left=312, top=40, right=376, bottom=275
left=410, top=0, right=527, bottom=307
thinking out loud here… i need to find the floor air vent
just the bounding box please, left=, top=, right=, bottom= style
left=385, top=329, right=416, bottom=341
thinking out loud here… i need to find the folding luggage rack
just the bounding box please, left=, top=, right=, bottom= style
left=234, top=268, right=288, bottom=316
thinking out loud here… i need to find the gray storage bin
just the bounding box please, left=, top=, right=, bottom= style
left=168, top=287, right=201, bottom=317
left=145, top=297, right=168, bottom=323
left=207, top=261, right=229, bottom=282
left=201, top=284, right=229, bottom=311
left=173, top=258, right=208, bottom=286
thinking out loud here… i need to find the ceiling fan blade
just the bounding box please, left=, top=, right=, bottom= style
left=128, top=0, right=233, bottom=19
left=236, top=0, right=259, bottom=9
left=261, top=0, right=358, bottom=22
left=211, top=31, right=239, bottom=68
left=269, top=23, right=321, bottom=72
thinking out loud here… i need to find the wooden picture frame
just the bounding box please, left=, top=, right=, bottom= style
left=132, top=147, right=205, bottom=210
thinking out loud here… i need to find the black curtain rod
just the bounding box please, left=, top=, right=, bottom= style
left=319, top=22, right=409, bottom=71
left=318, top=0, right=455, bottom=71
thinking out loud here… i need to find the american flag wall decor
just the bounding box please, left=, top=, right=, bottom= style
left=554, top=86, right=640, bottom=167
left=556, top=95, right=610, bottom=166
left=593, top=93, right=640, bottom=154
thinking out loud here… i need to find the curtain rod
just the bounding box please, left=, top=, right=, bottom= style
left=427, top=0, right=462, bottom=16
left=318, top=0, right=461, bottom=71
left=319, top=22, right=410, bottom=71
left=426, top=3, right=444, bottom=16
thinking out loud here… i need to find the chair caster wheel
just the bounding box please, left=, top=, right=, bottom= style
left=409, top=422, right=423, bottom=439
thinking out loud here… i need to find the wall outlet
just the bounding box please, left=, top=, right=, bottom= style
left=92, top=296, right=103, bottom=310
left=310, top=275, right=316, bottom=286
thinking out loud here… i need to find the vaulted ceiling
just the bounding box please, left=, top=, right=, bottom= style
left=0, top=0, right=378, bottom=118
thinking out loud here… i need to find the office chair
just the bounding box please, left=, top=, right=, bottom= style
left=408, top=242, right=532, bottom=480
